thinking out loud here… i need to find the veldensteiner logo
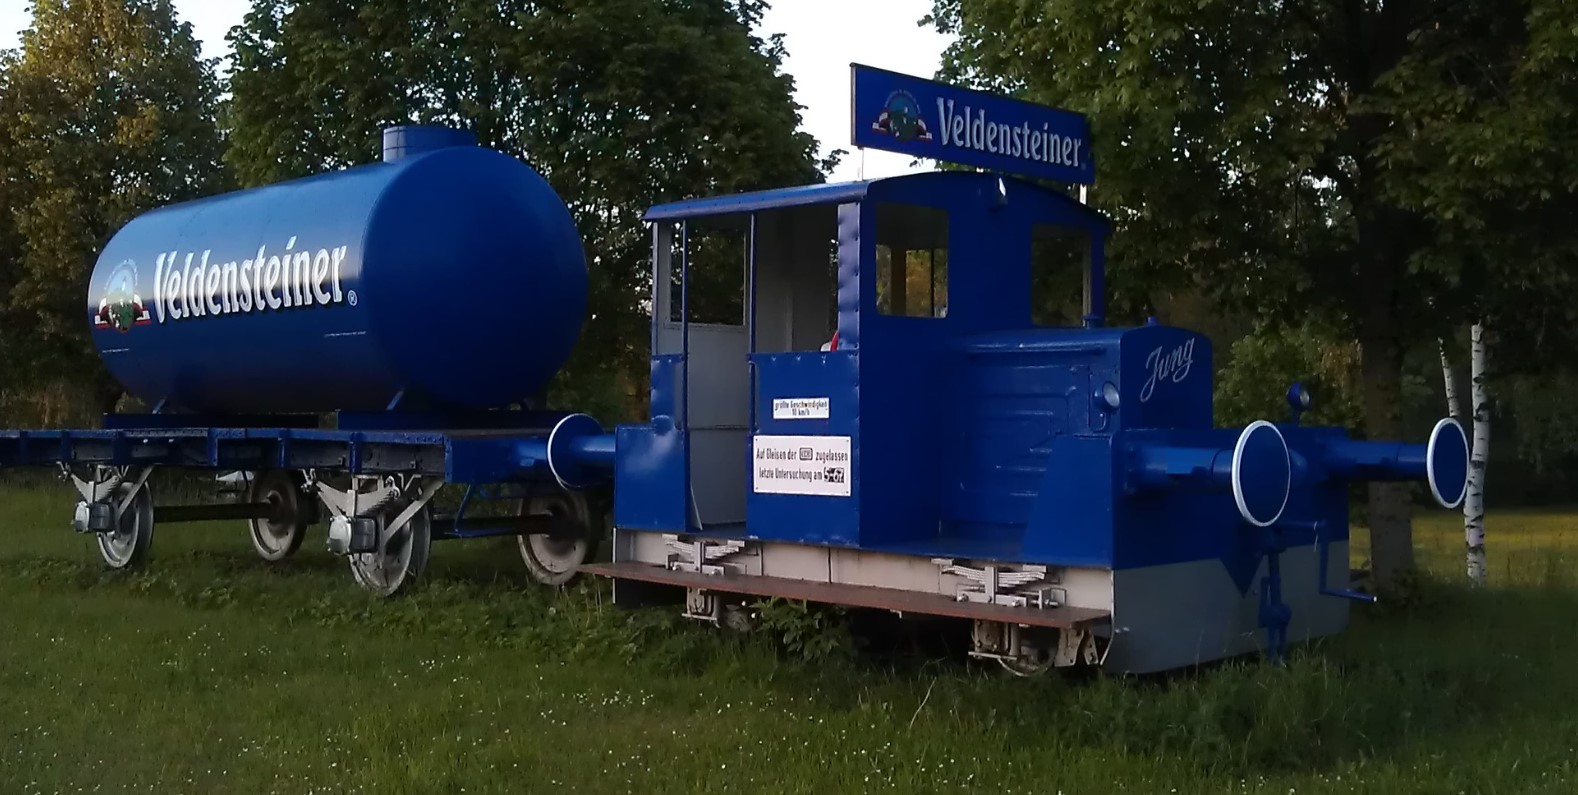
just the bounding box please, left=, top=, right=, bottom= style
left=870, top=89, right=1087, bottom=172
left=933, top=98, right=1085, bottom=170
left=870, top=90, right=933, bottom=143
left=100, top=236, right=356, bottom=329
left=94, top=260, right=153, bottom=333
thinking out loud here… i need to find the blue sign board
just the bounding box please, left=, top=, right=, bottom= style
left=850, top=64, right=1095, bottom=185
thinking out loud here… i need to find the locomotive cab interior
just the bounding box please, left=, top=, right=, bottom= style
left=634, top=171, right=1109, bottom=543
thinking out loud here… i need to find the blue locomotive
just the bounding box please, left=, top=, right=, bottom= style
left=0, top=71, right=1468, bottom=675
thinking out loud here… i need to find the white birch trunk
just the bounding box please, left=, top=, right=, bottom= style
left=1465, top=322, right=1490, bottom=585
left=1439, top=339, right=1461, bottom=419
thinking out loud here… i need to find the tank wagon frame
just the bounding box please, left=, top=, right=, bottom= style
left=8, top=408, right=614, bottom=595
left=2, top=68, right=1472, bottom=677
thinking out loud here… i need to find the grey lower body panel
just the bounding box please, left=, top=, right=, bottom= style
left=1103, top=541, right=1350, bottom=674
left=607, top=527, right=1348, bottom=675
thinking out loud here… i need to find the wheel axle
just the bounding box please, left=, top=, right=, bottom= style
left=156, top=501, right=284, bottom=523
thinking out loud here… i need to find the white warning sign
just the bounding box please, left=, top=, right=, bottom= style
left=771, top=397, right=830, bottom=420
left=753, top=435, right=851, bottom=497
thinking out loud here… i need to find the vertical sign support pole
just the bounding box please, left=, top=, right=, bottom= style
left=1080, top=184, right=1095, bottom=326
left=746, top=214, right=758, bottom=435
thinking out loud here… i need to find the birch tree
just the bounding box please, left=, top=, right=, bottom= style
left=1464, top=323, right=1490, bottom=585
left=1445, top=325, right=1491, bottom=586
left=1439, top=340, right=1461, bottom=419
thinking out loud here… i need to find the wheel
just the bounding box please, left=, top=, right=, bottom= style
left=349, top=503, right=432, bottom=597
left=247, top=469, right=310, bottom=562
left=995, top=627, right=1057, bottom=677
left=517, top=490, right=600, bottom=586
left=997, top=650, right=1055, bottom=678
left=721, top=603, right=758, bottom=633
left=97, top=484, right=154, bottom=570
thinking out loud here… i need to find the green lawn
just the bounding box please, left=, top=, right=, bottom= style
left=3, top=479, right=1578, bottom=794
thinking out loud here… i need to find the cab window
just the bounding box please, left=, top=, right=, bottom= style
left=874, top=203, right=948, bottom=318
left=1030, top=222, right=1088, bottom=326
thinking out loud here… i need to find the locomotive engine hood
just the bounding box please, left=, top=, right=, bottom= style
left=1115, top=324, right=1212, bottom=431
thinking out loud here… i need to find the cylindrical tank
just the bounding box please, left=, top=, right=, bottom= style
left=87, top=126, right=587, bottom=415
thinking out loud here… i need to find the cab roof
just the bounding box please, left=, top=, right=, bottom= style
left=642, top=171, right=1107, bottom=228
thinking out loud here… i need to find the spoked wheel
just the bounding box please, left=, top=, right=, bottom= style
left=98, top=484, right=154, bottom=570
left=349, top=504, right=432, bottom=598
left=517, top=490, right=600, bottom=586
left=247, top=470, right=310, bottom=562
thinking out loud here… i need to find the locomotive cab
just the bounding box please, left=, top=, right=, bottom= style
left=623, top=171, right=1119, bottom=551
left=601, top=168, right=1467, bottom=675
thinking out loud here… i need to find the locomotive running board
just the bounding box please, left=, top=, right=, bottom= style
left=580, top=561, right=1111, bottom=629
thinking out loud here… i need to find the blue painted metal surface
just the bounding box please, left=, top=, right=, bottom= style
left=850, top=64, right=1095, bottom=185
left=511, top=413, right=616, bottom=490
left=622, top=160, right=1468, bottom=658
left=0, top=417, right=615, bottom=492
left=612, top=356, right=688, bottom=532
left=747, top=351, right=861, bottom=545
left=644, top=181, right=872, bottom=222
left=1125, top=421, right=1292, bottom=529
left=88, top=125, right=587, bottom=415
left=381, top=125, right=477, bottom=162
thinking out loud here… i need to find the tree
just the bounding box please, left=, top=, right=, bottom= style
left=927, top=0, right=1578, bottom=592
left=1376, top=4, right=1578, bottom=588
left=0, top=0, right=228, bottom=424
left=1215, top=321, right=1365, bottom=432
left=226, top=0, right=833, bottom=422
left=1462, top=322, right=1490, bottom=584
left=0, top=53, right=23, bottom=408
left=1438, top=340, right=1461, bottom=420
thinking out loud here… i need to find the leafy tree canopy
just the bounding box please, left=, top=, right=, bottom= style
left=926, top=0, right=1578, bottom=589
left=928, top=0, right=1577, bottom=348
left=227, top=0, right=834, bottom=420
left=0, top=0, right=227, bottom=423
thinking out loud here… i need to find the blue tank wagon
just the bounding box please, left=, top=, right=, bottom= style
left=14, top=125, right=611, bottom=595
left=0, top=104, right=1469, bottom=674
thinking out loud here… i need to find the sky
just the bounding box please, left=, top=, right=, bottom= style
left=0, top=0, right=951, bottom=182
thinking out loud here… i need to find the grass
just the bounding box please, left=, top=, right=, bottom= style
left=3, top=479, right=1578, bottom=794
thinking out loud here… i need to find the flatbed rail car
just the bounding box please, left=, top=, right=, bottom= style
left=0, top=412, right=613, bottom=593
left=5, top=68, right=1471, bottom=676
